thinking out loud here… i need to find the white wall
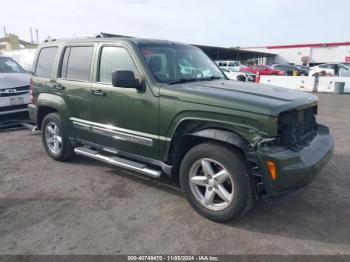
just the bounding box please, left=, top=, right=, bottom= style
left=260, top=76, right=316, bottom=92
left=260, top=75, right=350, bottom=93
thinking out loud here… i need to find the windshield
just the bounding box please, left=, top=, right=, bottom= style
left=138, top=43, right=225, bottom=84
left=342, top=63, right=350, bottom=69
left=0, top=56, right=26, bottom=73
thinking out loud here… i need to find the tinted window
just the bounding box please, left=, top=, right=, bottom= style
left=61, top=46, right=94, bottom=81
left=228, top=62, right=238, bottom=67
left=99, top=46, right=139, bottom=83
left=318, top=64, right=328, bottom=69
left=35, top=47, right=58, bottom=78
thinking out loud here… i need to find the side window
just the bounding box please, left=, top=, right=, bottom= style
left=60, top=46, right=94, bottom=81
left=35, top=47, right=58, bottom=78
left=99, top=46, right=139, bottom=83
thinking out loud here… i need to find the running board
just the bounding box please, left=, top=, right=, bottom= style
left=74, top=146, right=161, bottom=178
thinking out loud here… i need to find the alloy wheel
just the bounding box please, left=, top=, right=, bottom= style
left=45, top=122, right=63, bottom=154
left=189, top=158, right=234, bottom=211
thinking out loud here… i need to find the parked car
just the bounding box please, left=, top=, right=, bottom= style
left=241, top=65, right=285, bottom=76
left=270, top=64, right=309, bottom=76
left=220, top=67, right=253, bottom=82
left=308, top=63, right=350, bottom=77
left=0, top=55, right=31, bottom=115
left=295, top=65, right=310, bottom=71
left=215, top=60, right=244, bottom=72
left=29, top=36, right=333, bottom=222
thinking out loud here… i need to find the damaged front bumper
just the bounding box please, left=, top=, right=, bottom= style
left=256, top=124, right=334, bottom=198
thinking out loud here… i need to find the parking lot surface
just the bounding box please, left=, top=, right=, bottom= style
left=0, top=93, right=349, bottom=255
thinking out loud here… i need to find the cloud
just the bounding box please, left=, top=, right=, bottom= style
left=1, top=0, right=349, bottom=47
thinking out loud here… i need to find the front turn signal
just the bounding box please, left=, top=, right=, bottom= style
left=267, top=160, right=277, bottom=180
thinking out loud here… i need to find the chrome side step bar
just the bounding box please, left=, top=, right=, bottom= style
left=74, top=146, right=161, bottom=178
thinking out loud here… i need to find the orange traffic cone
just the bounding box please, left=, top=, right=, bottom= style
left=255, top=71, right=260, bottom=83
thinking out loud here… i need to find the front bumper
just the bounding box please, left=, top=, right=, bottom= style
left=0, top=93, right=31, bottom=115
left=28, top=104, right=37, bottom=123
left=257, top=124, right=334, bottom=197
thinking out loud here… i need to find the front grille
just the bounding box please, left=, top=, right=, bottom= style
left=0, top=85, right=30, bottom=97
left=278, top=106, right=317, bottom=147
left=0, top=104, right=28, bottom=112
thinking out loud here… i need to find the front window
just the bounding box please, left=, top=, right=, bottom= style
left=138, top=44, right=225, bottom=84
left=0, top=56, right=26, bottom=73
left=98, top=46, right=140, bottom=83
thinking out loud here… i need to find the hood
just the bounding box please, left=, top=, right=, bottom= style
left=0, top=73, right=30, bottom=90
left=163, top=80, right=318, bottom=117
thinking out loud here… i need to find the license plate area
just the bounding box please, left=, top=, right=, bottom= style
left=10, top=97, right=24, bottom=105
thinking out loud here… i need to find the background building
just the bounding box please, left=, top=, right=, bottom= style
left=0, top=33, right=38, bottom=53
left=243, top=41, right=350, bottom=66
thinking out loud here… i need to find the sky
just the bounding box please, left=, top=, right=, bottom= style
left=2, top=0, right=350, bottom=47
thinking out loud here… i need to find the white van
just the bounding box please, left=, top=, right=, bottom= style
left=215, top=60, right=244, bottom=72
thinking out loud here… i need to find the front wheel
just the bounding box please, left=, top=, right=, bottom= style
left=180, top=142, right=254, bottom=222
left=237, top=75, right=246, bottom=82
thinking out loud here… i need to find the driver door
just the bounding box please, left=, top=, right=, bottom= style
left=90, top=44, right=160, bottom=160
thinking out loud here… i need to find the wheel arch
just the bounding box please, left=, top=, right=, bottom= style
left=167, top=127, right=252, bottom=177
left=36, top=93, right=69, bottom=129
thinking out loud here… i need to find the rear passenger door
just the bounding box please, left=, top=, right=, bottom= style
left=55, top=45, right=95, bottom=142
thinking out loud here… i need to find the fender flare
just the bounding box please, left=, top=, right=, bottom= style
left=36, top=93, right=70, bottom=128
left=190, top=128, right=250, bottom=153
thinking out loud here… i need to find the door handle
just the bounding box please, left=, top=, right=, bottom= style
left=91, top=89, right=105, bottom=96
left=53, top=84, right=65, bottom=90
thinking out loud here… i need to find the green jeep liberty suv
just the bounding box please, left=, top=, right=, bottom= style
left=29, top=35, right=334, bottom=222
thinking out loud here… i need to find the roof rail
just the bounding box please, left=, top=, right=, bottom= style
left=42, top=33, right=134, bottom=42
left=43, top=34, right=100, bottom=42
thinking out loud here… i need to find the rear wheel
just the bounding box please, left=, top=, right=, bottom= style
left=180, top=142, right=254, bottom=222
left=41, top=113, right=74, bottom=161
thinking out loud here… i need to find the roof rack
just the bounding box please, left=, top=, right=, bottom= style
left=43, top=33, right=135, bottom=42
left=97, top=32, right=134, bottom=38
left=43, top=34, right=100, bottom=42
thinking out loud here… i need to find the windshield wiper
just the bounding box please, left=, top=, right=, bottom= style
left=168, top=76, right=223, bottom=85
left=168, top=78, right=199, bottom=85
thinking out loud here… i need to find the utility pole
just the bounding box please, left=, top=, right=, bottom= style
left=36, top=29, right=39, bottom=44
left=30, top=27, right=34, bottom=43
left=3, top=26, right=7, bottom=38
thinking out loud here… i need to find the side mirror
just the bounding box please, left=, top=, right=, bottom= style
left=112, top=70, right=141, bottom=89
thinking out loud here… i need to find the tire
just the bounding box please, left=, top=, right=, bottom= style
left=41, top=113, right=74, bottom=161
left=237, top=75, right=246, bottom=82
left=180, top=142, right=254, bottom=222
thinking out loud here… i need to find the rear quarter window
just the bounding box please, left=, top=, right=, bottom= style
left=35, top=47, right=58, bottom=78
